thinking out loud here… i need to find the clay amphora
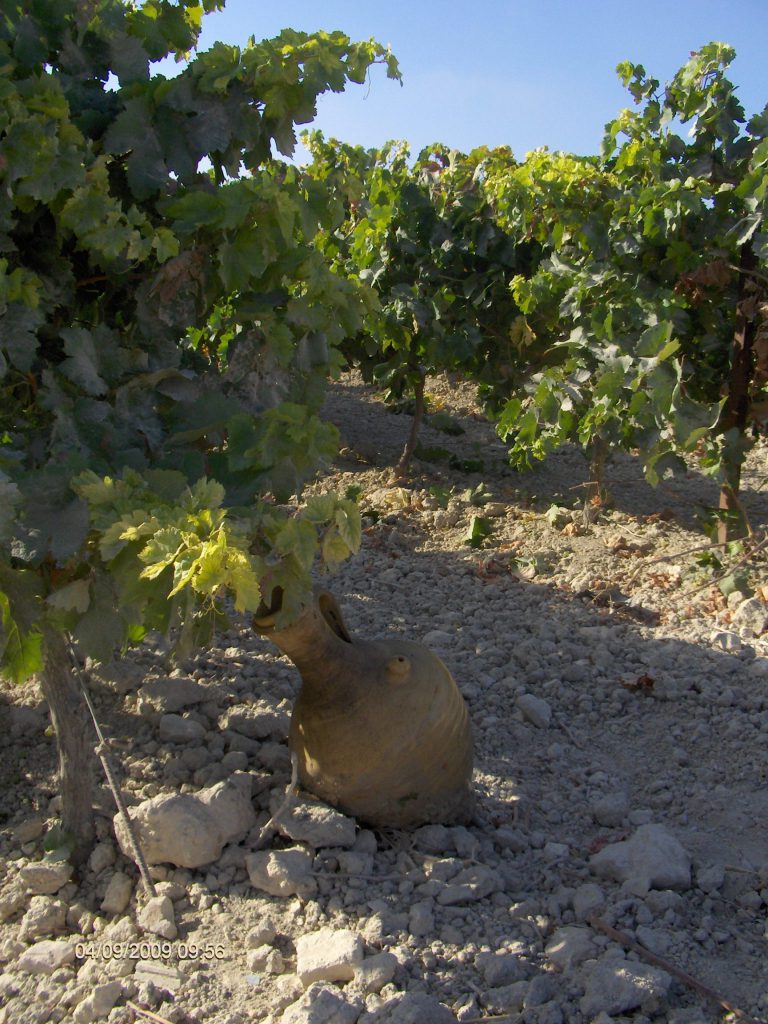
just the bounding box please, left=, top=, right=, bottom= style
left=254, top=589, right=473, bottom=829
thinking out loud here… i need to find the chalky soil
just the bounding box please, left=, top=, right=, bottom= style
left=0, top=371, right=767, bottom=1024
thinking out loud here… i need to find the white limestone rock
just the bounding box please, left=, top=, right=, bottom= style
left=101, top=871, right=134, bottom=915
left=475, top=951, right=526, bottom=987
left=137, top=894, right=177, bottom=940
left=358, top=991, right=456, bottom=1023
left=277, top=799, right=357, bottom=849
left=516, top=693, right=552, bottom=728
left=436, top=863, right=500, bottom=904
left=352, top=951, right=398, bottom=994
left=158, top=713, right=206, bottom=743
left=221, top=702, right=289, bottom=739
left=579, top=958, right=672, bottom=1016
left=72, top=980, right=122, bottom=1024
left=18, top=896, right=67, bottom=940
left=114, top=774, right=256, bottom=868
left=138, top=676, right=210, bottom=713
left=246, top=847, right=317, bottom=898
left=247, top=915, right=278, bottom=947
left=18, top=859, right=73, bottom=895
left=589, top=824, right=691, bottom=893
left=16, top=938, right=76, bottom=975
left=545, top=926, right=597, bottom=969
left=281, top=982, right=362, bottom=1024
left=88, top=842, right=116, bottom=877
left=295, top=926, right=364, bottom=986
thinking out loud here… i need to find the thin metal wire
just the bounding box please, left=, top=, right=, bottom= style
left=65, top=638, right=157, bottom=898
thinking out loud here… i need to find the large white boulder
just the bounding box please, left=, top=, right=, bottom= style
left=114, top=774, right=256, bottom=868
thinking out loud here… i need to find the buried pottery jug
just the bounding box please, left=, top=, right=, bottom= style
left=254, top=589, right=473, bottom=828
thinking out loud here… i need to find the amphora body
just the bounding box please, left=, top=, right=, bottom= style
left=254, top=590, right=473, bottom=828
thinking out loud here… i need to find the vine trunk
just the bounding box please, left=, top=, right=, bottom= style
left=394, top=368, right=426, bottom=477
left=718, top=241, right=759, bottom=544
left=39, top=631, right=95, bottom=867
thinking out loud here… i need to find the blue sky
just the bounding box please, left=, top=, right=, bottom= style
left=185, top=1, right=767, bottom=162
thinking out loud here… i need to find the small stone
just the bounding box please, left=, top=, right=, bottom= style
left=133, top=960, right=183, bottom=993
left=296, top=927, right=364, bottom=986
left=16, top=938, right=76, bottom=975
left=337, top=851, right=373, bottom=876
left=436, top=863, right=500, bottom=904
left=732, top=597, right=768, bottom=636
left=353, top=951, right=398, bottom=993
left=428, top=858, right=463, bottom=883
left=572, top=883, right=605, bottom=921
left=258, top=741, right=291, bottom=771
left=0, top=938, right=25, bottom=963
left=451, top=826, right=480, bottom=859
left=524, top=973, right=557, bottom=1006
left=352, top=830, right=378, bottom=855
left=481, top=982, right=529, bottom=1015
left=272, top=975, right=305, bottom=1013
left=158, top=713, right=207, bottom=743
left=422, top=629, right=453, bottom=648
left=589, top=824, right=691, bottom=893
left=221, top=750, right=249, bottom=772
left=246, top=847, right=317, bottom=898
left=220, top=703, right=289, bottom=740
left=248, top=944, right=277, bottom=972
left=545, top=926, right=597, bottom=969
left=412, top=824, right=455, bottom=854
left=19, top=895, right=67, bottom=940
left=138, top=676, right=210, bottom=712
left=247, top=916, right=278, bottom=947
left=635, top=925, right=672, bottom=955
left=19, top=860, right=73, bottom=895
left=358, top=991, right=456, bottom=1023
left=13, top=817, right=47, bottom=844
left=277, top=800, right=357, bottom=849
left=493, top=826, right=529, bottom=852
left=543, top=841, right=568, bottom=863
left=103, top=916, right=140, bottom=946
left=266, top=949, right=285, bottom=974
left=155, top=880, right=186, bottom=902
left=281, top=982, right=361, bottom=1024
left=88, top=842, right=116, bottom=876
left=516, top=693, right=552, bottom=728
left=668, top=1011, right=710, bottom=1024
left=644, top=890, right=683, bottom=915
left=101, top=872, right=134, bottom=915
left=440, top=923, right=464, bottom=945
left=73, top=980, right=122, bottom=1023
left=409, top=900, right=435, bottom=937
left=9, top=705, right=44, bottom=736
left=591, top=791, right=629, bottom=827
left=711, top=631, right=743, bottom=653
left=696, top=864, right=725, bottom=894
left=137, top=895, right=177, bottom=940
left=475, top=951, right=525, bottom=987
left=579, top=958, right=672, bottom=1016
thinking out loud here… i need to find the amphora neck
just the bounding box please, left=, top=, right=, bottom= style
left=253, top=588, right=353, bottom=674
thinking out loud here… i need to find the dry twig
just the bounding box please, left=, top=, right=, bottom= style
left=126, top=1002, right=175, bottom=1024
left=252, top=751, right=300, bottom=851
left=589, top=915, right=766, bottom=1024
left=678, top=531, right=767, bottom=600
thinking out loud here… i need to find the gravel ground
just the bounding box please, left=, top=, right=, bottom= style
left=1, top=371, right=767, bottom=1024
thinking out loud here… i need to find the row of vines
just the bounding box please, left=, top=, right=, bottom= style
left=305, top=44, right=768, bottom=536
left=0, top=1, right=765, bottom=862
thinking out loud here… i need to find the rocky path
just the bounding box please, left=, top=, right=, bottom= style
left=1, top=372, right=767, bottom=1024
